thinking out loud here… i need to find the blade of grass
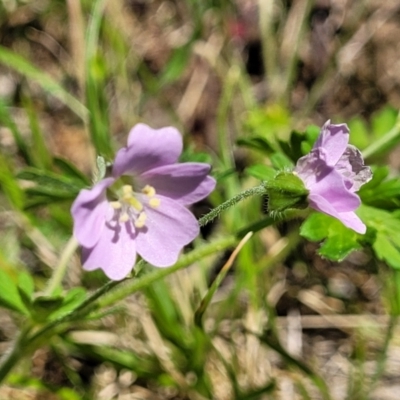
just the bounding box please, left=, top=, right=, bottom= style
left=0, top=46, right=88, bottom=121
left=0, top=98, right=31, bottom=164
left=194, top=232, right=253, bottom=327
left=85, top=0, right=112, bottom=156
left=22, top=96, right=52, bottom=169
left=254, top=328, right=332, bottom=400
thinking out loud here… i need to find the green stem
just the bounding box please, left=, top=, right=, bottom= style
left=44, top=237, right=79, bottom=296
left=362, top=112, right=400, bottom=159
left=0, top=186, right=270, bottom=383
left=0, top=325, right=32, bottom=383
left=95, top=235, right=237, bottom=309
left=199, top=184, right=266, bottom=227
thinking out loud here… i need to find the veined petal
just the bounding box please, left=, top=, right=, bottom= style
left=112, top=124, right=183, bottom=177
left=314, top=121, right=349, bottom=166
left=335, top=145, right=372, bottom=192
left=309, top=194, right=366, bottom=234
left=140, top=163, right=216, bottom=205
left=136, top=196, right=199, bottom=267
left=82, top=221, right=137, bottom=280
left=71, top=178, right=115, bottom=248
left=309, top=169, right=360, bottom=212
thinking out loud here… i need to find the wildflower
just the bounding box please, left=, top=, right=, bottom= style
left=295, top=120, right=372, bottom=234
left=71, top=124, right=216, bottom=280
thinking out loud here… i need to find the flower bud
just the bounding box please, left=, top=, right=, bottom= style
left=264, top=171, right=309, bottom=212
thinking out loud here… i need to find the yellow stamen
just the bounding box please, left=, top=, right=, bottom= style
left=135, top=212, right=147, bottom=228
left=110, top=201, right=122, bottom=209
left=128, top=197, right=143, bottom=211
left=149, top=197, right=161, bottom=208
left=119, top=212, right=129, bottom=223
left=142, top=185, right=156, bottom=197
left=122, top=185, right=133, bottom=195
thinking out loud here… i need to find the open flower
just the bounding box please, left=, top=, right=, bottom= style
left=295, top=120, right=372, bottom=234
left=71, top=124, right=216, bottom=280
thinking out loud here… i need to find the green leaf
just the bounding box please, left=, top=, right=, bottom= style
left=23, top=96, right=52, bottom=169
left=0, top=153, right=25, bottom=210
left=270, top=152, right=294, bottom=169
left=159, top=43, right=192, bottom=86
left=48, top=287, right=87, bottom=320
left=245, top=164, right=276, bottom=181
left=0, top=98, right=31, bottom=164
left=85, top=0, right=113, bottom=157
left=371, top=106, right=397, bottom=138
left=0, top=269, right=29, bottom=315
left=277, top=130, right=304, bottom=162
left=348, top=117, right=370, bottom=149
left=300, top=213, right=362, bottom=261
left=0, top=45, right=88, bottom=120
left=54, top=157, right=90, bottom=185
left=236, top=136, right=275, bottom=155
left=358, top=205, right=400, bottom=270
left=18, top=271, right=34, bottom=299
left=32, top=295, right=65, bottom=322
left=17, top=168, right=86, bottom=197
left=359, top=166, right=400, bottom=209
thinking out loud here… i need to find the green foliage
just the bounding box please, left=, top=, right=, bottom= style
left=300, top=213, right=362, bottom=261
left=0, top=45, right=87, bottom=120
left=17, top=168, right=86, bottom=208
left=349, top=105, right=399, bottom=155
left=359, top=166, right=400, bottom=209
left=358, top=205, right=400, bottom=270
left=1, top=1, right=400, bottom=398
left=0, top=269, right=30, bottom=315
left=245, top=164, right=276, bottom=181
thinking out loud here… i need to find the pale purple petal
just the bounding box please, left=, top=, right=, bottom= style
left=314, top=121, right=349, bottom=166
left=82, top=221, right=137, bottom=280
left=112, top=124, right=183, bottom=177
left=140, top=163, right=216, bottom=205
left=309, top=194, right=366, bottom=234
left=307, top=169, right=360, bottom=212
left=295, top=120, right=371, bottom=234
left=71, top=177, right=115, bottom=248
left=335, top=145, right=372, bottom=192
left=135, top=196, right=199, bottom=267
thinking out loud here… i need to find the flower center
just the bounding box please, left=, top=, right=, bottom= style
left=109, top=184, right=160, bottom=228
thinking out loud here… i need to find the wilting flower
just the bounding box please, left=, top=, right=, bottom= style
left=295, top=120, right=372, bottom=234
left=71, top=124, right=216, bottom=280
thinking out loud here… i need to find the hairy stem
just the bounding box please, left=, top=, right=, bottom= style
left=199, top=184, right=266, bottom=227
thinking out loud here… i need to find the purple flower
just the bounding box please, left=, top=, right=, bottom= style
left=71, top=124, right=216, bottom=280
left=295, top=120, right=372, bottom=234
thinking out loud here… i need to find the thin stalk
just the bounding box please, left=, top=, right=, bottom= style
left=44, top=237, right=79, bottom=296
left=199, top=184, right=266, bottom=227
left=363, top=111, right=400, bottom=159
left=258, top=0, right=277, bottom=82
left=369, top=314, right=397, bottom=389
left=280, top=0, right=313, bottom=103
left=0, top=186, right=272, bottom=382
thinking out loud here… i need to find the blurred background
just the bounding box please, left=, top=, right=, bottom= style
left=1, top=0, right=400, bottom=399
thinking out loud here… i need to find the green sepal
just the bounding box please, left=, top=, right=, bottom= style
left=264, top=171, right=308, bottom=212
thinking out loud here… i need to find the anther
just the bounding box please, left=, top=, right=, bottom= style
left=119, top=212, right=130, bottom=223
left=135, top=212, right=147, bottom=228
left=110, top=201, right=122, bottom=209
left=142, top=185, right=156, bottom=197
left=149, top=198, right=160, bottom=208
left=128, top=197, right=143, bottom=211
